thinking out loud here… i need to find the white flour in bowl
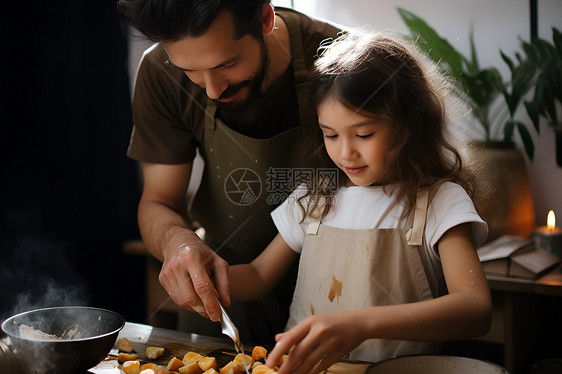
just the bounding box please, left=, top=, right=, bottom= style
left=18, top=324, right=81, bottom=340
left=19, top=324, right=59, bottom=340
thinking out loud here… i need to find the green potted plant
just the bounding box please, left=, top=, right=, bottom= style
left=397, top=8, right=538, bottom=157
left=515, top=27, right=562, bottom=166
left=397, top=8, right=537, bottom=240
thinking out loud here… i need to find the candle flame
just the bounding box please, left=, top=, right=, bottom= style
left=547, top=210, right=556, bottom=230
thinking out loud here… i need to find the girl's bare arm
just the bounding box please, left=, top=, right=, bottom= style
left=229, top=233, right=299, bottom=301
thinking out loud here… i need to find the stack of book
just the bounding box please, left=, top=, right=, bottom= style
left=477, top=235, right=561, bottom=279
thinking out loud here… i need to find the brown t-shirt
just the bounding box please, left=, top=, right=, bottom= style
left=126, top=8, right=341, bottom=164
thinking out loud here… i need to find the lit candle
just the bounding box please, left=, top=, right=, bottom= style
left=533, top=210, right=562, bottom=258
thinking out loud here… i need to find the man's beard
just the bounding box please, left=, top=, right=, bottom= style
left=215, top=37, right=270, bottom=109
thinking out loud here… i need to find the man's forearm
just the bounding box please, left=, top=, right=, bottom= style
left=137, top=197, right=195, bottom=262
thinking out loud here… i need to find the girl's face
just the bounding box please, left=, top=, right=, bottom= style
left=318, top=97, right=392, bottom=186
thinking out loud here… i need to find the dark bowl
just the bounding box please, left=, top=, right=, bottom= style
left=366, top=355, right=508, bottom=374
left=1, top=306, right=124, bottom=374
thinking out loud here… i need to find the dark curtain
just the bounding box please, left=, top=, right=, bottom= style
left=0, top=1, right=144, bottom=323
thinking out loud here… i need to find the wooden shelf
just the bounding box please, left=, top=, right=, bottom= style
left=481, top=268, right=562, bottom=374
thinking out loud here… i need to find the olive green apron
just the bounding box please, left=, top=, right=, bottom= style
left=179, top=12, right=315, bottom=345
left=286, top=189, right=442, bottom=363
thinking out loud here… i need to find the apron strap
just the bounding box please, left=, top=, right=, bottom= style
left=204, top=99, right=218, bottom=131
left=282, top=12, right=308, bottom=83
left=406, top=189, right=430, bottom=246
left=278, top=11, right=316, bottom=130
left=306, top=219, right=321, bottom=235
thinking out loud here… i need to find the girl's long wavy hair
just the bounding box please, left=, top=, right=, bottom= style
left=298, top=31, right=483, bottom=221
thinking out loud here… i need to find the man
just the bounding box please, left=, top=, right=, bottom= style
left=117, top=0, right=340, bottom=344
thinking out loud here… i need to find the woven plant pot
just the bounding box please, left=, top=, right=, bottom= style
left=465, top=141, right=535, bottom=242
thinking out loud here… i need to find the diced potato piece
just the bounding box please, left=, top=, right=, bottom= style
left=220, top=360, right=245, bottom=374
left=153, top=370, right=172, bottom=374
left=183, top=351, right=204, bottom=363
left=251, top=365, right=274, bottom=374
left=251, top=362, right=262, bottom=370
left=203, top=369, right=219, bottom=374
left=178, top=361, right=203, bottom=374
left=123, top=360, right=140, bottom=374
left=198, top=356, right=217, bottom=371
left=146, top=346, right=166, bottom=360
left=251, top=346, right=267, bottom=363
left=219, top=361, right=232, bottom=374
left=234, top=353, right=253, bottom=369
left=118, top=337, right=135, bottom=353
left=167, top=356, right=185, bottom=371
left=118, top=352, right=138, bottom=362
left=140, top=370, right=171, bottom=374
left=140, top=363, right=158, bottom=371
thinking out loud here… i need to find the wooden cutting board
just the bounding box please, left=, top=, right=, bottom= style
left=89, top=322, right=371, bottom=373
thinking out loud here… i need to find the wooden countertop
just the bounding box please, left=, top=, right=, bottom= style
left=89, top=322, right=371, bottom=373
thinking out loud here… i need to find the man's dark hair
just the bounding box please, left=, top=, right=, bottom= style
left=117, top=0, right=272, bottom=42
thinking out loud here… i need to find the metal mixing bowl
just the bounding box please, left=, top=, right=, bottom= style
left=1, top=306, right=124, bottom=374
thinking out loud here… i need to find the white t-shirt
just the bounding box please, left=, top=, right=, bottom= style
left=271, top=182, right=488, bottom=260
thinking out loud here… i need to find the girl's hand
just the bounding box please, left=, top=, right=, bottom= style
left=265, top=311, right=366, bottom=374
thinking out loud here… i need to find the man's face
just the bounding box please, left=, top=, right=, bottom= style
left=163, top=10, right=269, bottom=106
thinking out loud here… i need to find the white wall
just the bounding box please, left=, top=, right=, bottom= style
left=284, top=0, right=562, bottom=227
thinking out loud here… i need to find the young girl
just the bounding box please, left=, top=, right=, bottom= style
left=227, top=31, right=492, bottom=374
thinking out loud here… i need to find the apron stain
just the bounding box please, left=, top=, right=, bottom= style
left=328, top=274, right=343, bottom=303
left=310, top=304, right=315, bottom=315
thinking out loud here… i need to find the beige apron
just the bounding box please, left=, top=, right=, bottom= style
left=180, top=12, right=314, bottom=345
left=286, top=189, right=442, bottom=363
